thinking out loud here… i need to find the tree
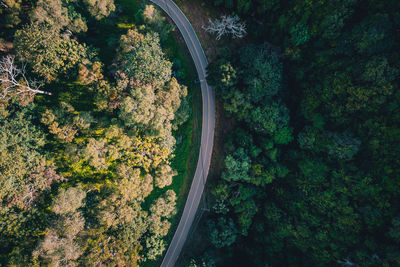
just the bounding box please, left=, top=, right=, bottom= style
left=150, top=190, right=177, bottom=219
left=89, top=193, right=148, bottom=265
left=187, top=253, right=217, bottom=267
left=145, top=235, right=166, bottom=260
left=207, top=217, right=237, bottom=248
left=290, top=22, right=310, bottom=46
left=0, top=106, right=64, bottom=209
left=148, top=214, right=171, bottom=237
left=83, top=0, right=115, bottom=20
left=222, top=148, right=252, bottom=183
left=203, top=15, right=246, bottom=40
left=31, top=0, right=87, bottom=33
left=117, top=29, right=187, bottom=151
left=34, top=187, right=86, bottom=266
left=239, top=44, right=282, bottom=102
left=78, top=61, right=103, bottom=85
left=207, top=59, right=237, bottom=91
left=388, top=215, right=400, bottom=242
left=154, top=164, right=176, bottom=188
left=14, top=23, right=95, bottom=81
left=118, top=29, right=172, bottom=87
left=274, top=126, right=293, bottom=145
left=0, top=55, right=51, bottom=107
left=157, top=78, right=188, bottom=116
left=351, top=13, right=393, bottom=55
left=208, top=44, right=283, bottom=122
left=41, top=102, right=93, bottom=143
left=247, top=101, right=290, bottom=135
left=119, top=79, right=187, bottom=148
left=326, top=131, right=361, bottom=160
left=116, top=166, right=153, bottom=201
left=83, top=138, right=108, bottom=170
left=126, top=136, right=170, bottom=172
left=319, top=3, right=354, bottom=40
left=138, top=4, right=174, bottom=41
left=0, top=0, right=22, bottom=29
left=51, top=187, right=86, bottom=215
left=234, top=198, right=258, bottom=235
left=361, top=56, right=398, bottom=86
left=298, top=126, right=318, bottom=150
left=145, top=190, right=176, bottom=259
left=82, top=227, right=142, bottom=266
left=34, top=222, right=84, bottom=265
left=0, top=204, right=45, bottom=260
left=320, top=72, right=393, bottom=118
left=97, top=195, right=144, bottom=229
left=173, top=95, right=190, bottom=130
left=151, top=77, right=187, bottom=141
left=119, top=85, right=156, bottom=128
left=213, top=0, right=234, bottom=10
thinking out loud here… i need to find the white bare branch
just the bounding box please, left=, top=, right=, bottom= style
left=0, top=55, right=51, bottom=101
left=203, top=15, right=246, bottom=40
left=337, top=258, right=355, bottom=266
left=0, top=0, right=8, bottom=8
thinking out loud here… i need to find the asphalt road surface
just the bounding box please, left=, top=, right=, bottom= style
left=149, top=0, right=215, bottom=266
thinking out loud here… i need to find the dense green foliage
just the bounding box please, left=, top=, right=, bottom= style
left=0, top=104, right=64, bottom=209
left=3, top=0, right=400, bottom=265
left=0, top=1, right=191, bottom=265
left=191, top=0, right=400, bottom=266
left=118, top=29, right=172, bottom=87
left=14, top=23, right=96, bottom=81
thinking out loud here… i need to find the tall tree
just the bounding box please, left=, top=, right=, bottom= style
left=34, top=187, right=86, bottom=266
left=31, top=0, right=87, bottom=33
left=83, top=0, right=115, bottom=20
left=118, top=29, right=172, bottom=87
left=14, top=23, right=96, bottom=81
left=0, top=105, right=64, bottom=209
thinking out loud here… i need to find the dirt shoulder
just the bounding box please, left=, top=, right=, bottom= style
left=174, top=0, right=221, bottom=60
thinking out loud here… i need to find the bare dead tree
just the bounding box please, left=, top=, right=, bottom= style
left=0, top=55, right=51, bottom=102
left=0, top=0, right=8, bottom=8
left=203, top=15, right=246, bottom=40
left=337, top=258, right=355, bottom=266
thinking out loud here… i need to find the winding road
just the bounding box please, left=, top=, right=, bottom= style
left=148, top=0, right=215, bottom=266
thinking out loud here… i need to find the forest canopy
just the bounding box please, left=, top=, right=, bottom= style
left=2, top=0, right=400, bottom=266
left=189, top=0, right=400, bottom=266
left=0, top=0, right=190, bottom=265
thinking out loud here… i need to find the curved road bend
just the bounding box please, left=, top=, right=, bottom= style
left=149, top=0, right=215, bottom=266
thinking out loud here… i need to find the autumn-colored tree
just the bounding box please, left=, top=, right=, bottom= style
left=150, top=190, right=177, bottom=219
left=14, top=23, right=96, bottom=81
left=34, top=187, right=86, bottom=266
left=83, top=0, right=115, bottom=20
left=78, top=61, right=103, bottom=85
left=51, top=187, right=86, bottom=215
left=83, top=138, right=108, bottom=170
left=31, top=0, right=87, bottom=33
left=116, top=165, right=153, bottom=201
left=154, top=164, right=176, bottom=188
left=41, top=102, right=93, bottom=142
